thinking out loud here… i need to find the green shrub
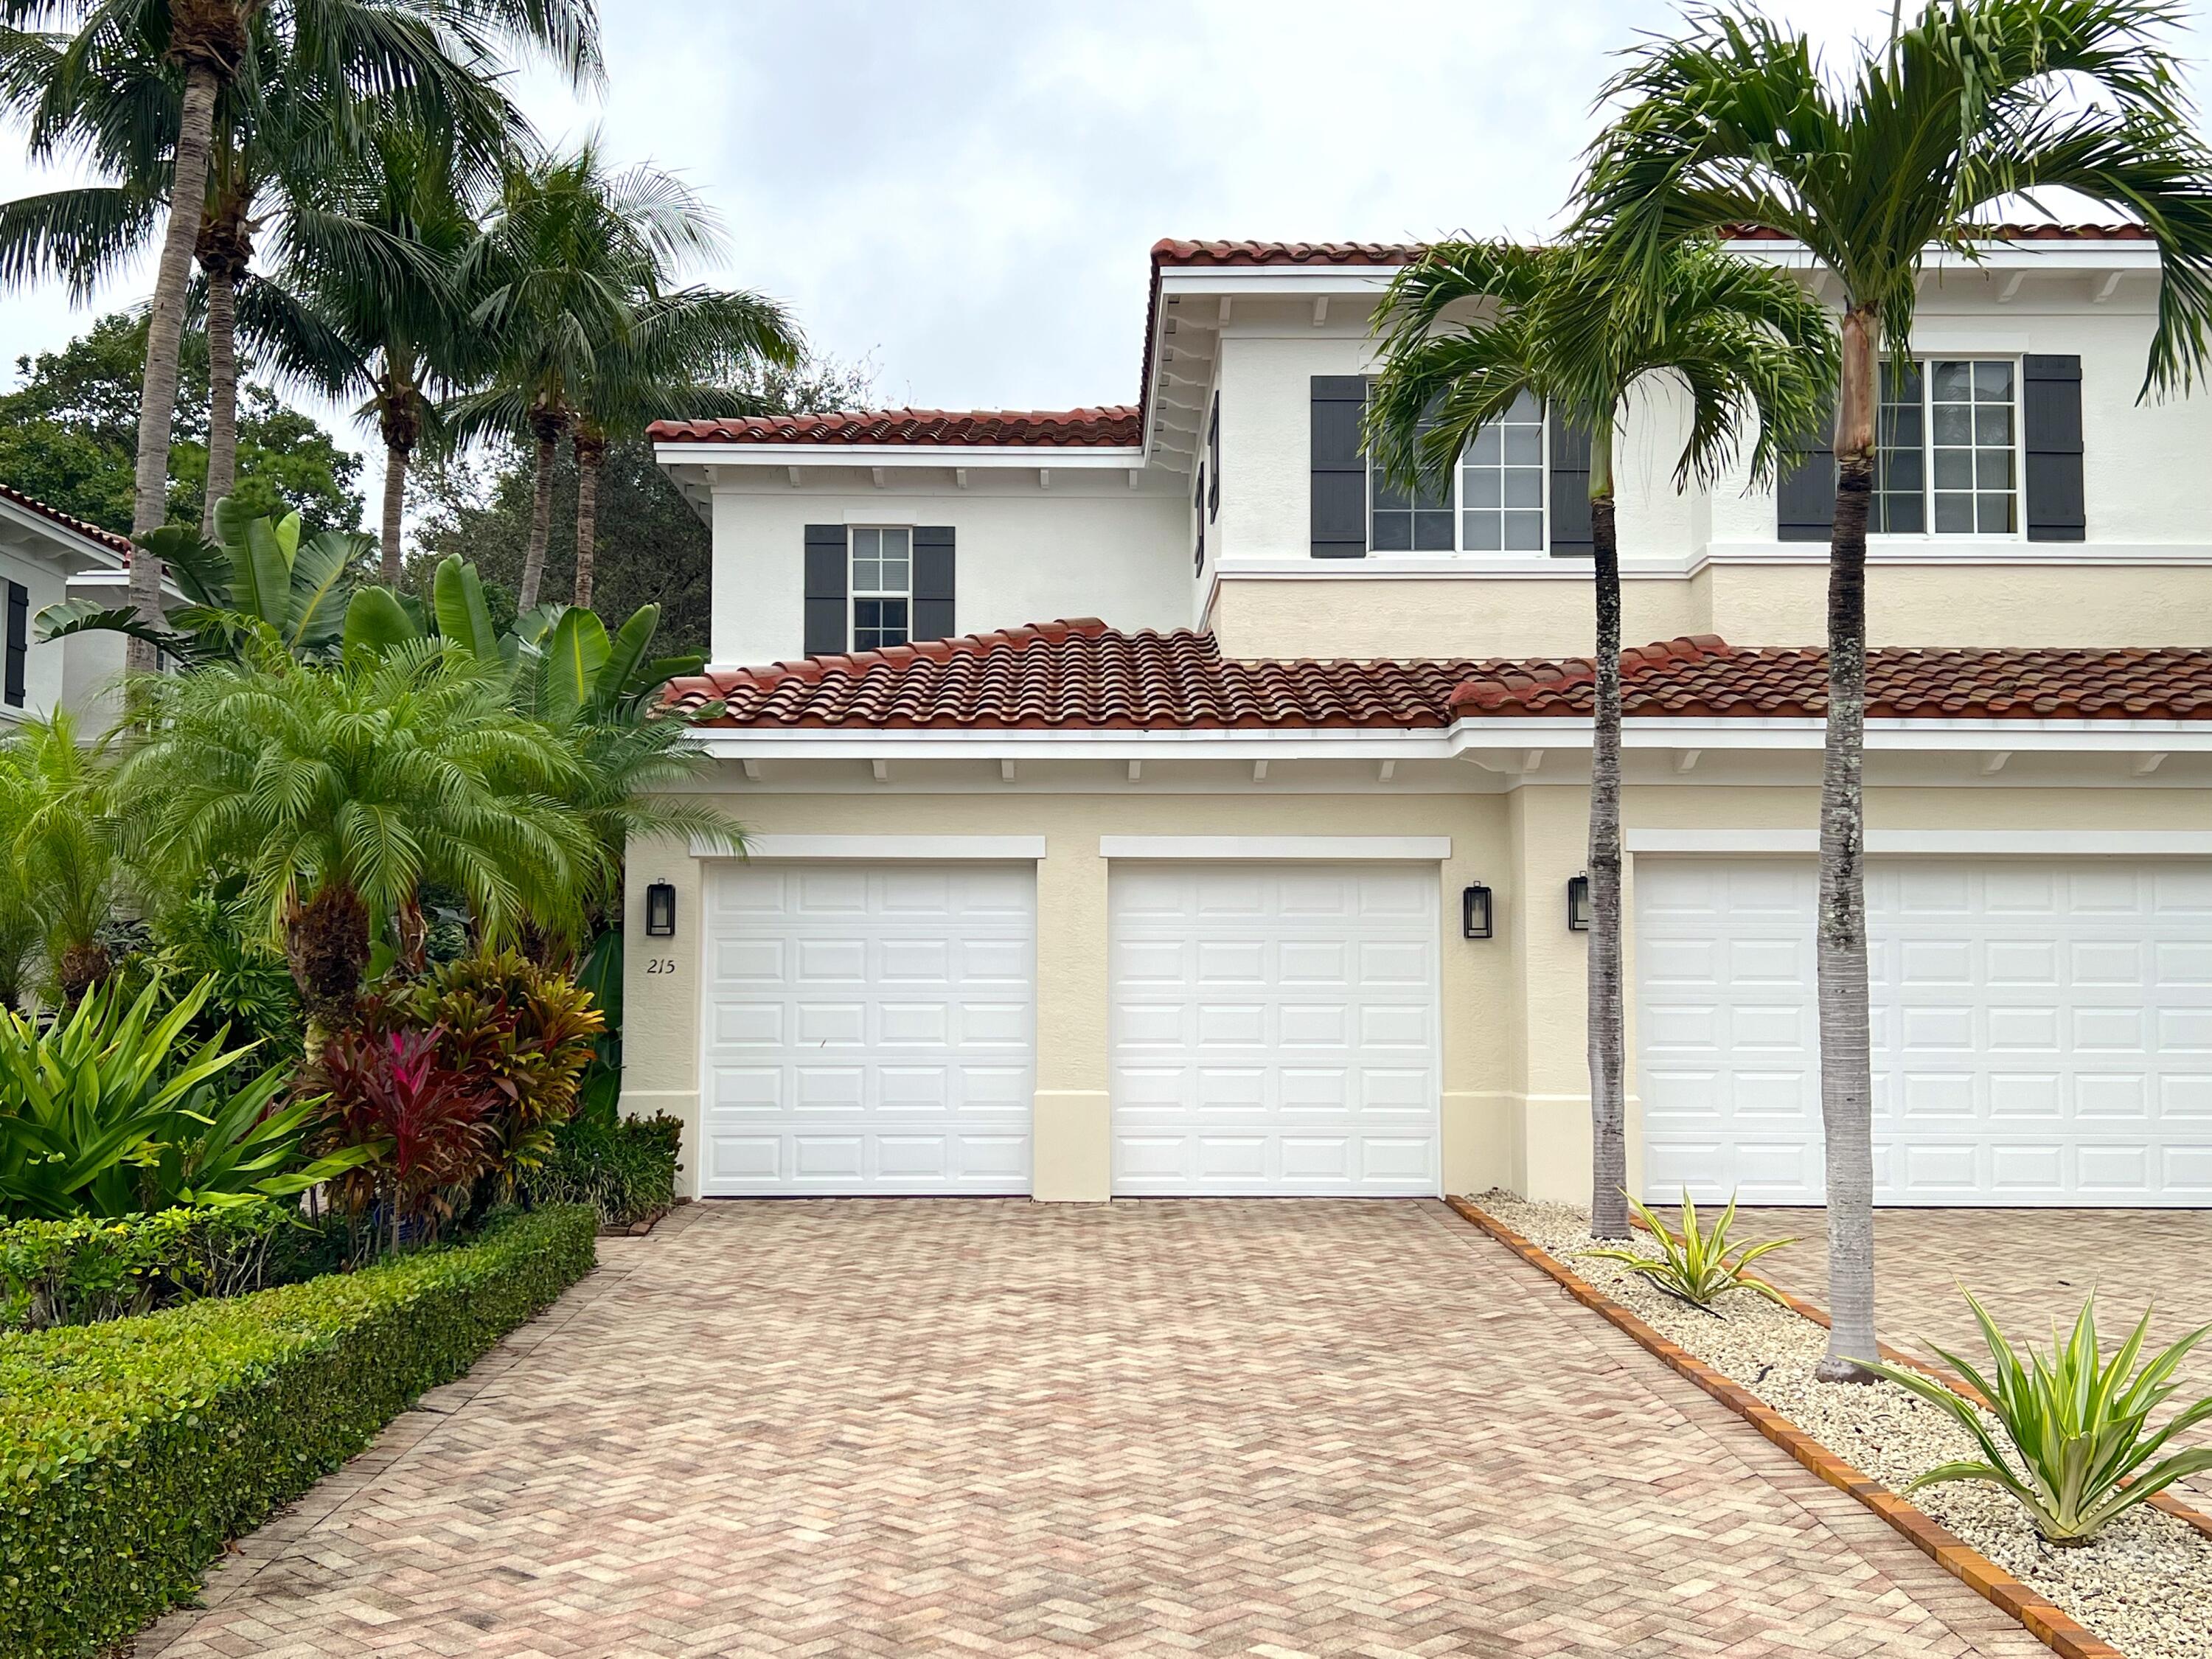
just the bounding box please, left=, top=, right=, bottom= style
left=1869, top=1290, right=2212, bottom=1545
left=523, top=1113, right=681, bottom=1228
left=0, top=1204, right=596, bottom=1657
left=0, top=1201, right=307, bottom=1330
left=1579, top=1191, right=1797, bottom=1312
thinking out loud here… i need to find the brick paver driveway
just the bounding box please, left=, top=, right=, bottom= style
left=1736, top=1206, right=2212, bottom=1509
left=140, top=1200, right=2048, bottom=1658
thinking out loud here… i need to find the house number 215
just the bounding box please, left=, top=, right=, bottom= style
left=645, top=958, right=678, bottom=975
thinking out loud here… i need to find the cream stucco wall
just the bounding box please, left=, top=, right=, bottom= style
left=622, top=766, right=2212, bottom=1206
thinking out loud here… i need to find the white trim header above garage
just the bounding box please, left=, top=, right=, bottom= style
left=690, top=832, right=1048, bottom=860
left=1627, top=829, right=2212, bottom=856
left=1099, top=835, right=1451, bottom=861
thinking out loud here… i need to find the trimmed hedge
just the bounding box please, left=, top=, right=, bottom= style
left=0, top=1203, right=597, bottom=1658
left=1, top=1201, right=309, bottom=1331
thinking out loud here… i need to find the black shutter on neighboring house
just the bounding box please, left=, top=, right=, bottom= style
left=803, top=524, right=848, bottom=655
left=1207, top=394, right=1221, bottom=521
left=4, top=582, right=25, bottom=708
left=1775, top=406, right=1837, bottom=542
left=1547, top=412, right=1593, bottom=557
left=913, top=526, right=956, bottom=642
left=2024, top=354, right=2086, bottom=542
left=1310, top=375, right=1367, bottom=557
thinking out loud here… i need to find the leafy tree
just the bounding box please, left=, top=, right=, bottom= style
left=0, top=313, right=362, bottom=533
left=411, top=353, right=872, bottom=653
left=0, top=709, right=125, bottom=1005
left=111, top=639, right=595, bottom=1053
left=1579, top=0, right=2212, bottom=1377
left=1, top=0, right=600, bottom=669
left=1366, top=237, right=1833, bottom=1239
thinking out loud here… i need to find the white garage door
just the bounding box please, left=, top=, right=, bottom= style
left=699, top=863, right=1035, bottom=1194
left=1638, top=858, right=2212, bottom=1206
left=1110, top=863, right=1441, bottom=1195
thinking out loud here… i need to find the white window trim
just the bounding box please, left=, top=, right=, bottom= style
left=849, top=524, right=914, bottom=650
left=1870, top=353, right=2027, bottom=546
left=1366, top=396, right=1549, bottom=557
left=1100, top=835, right=1452, bottom=861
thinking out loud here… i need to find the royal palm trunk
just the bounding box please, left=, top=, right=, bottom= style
left=1585, top=420, right=1629, bottom=1239
left=200, top=262, right=240, bottom=538
left=128, top=62, right=223, bottom=669
left=517, top=406, right=567, bottom=611
left=1818, top=305, right=1880, bottom=1380
left=572, top=427, right=606, bottom=610
left=377, top=387, right=422, bottom=585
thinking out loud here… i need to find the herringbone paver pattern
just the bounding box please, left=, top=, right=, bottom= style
left=1734, top=1205, right=2212, bottom=1509
left=138, top=1200, right=2048, bottom=1658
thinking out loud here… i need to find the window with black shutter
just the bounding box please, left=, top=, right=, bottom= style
left=4, top=582, right=25, bottom=709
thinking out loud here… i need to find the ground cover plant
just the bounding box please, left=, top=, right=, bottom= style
left=1579, top=1191, right=1796, bottom=1312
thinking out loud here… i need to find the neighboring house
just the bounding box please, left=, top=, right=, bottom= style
left=633, top=227, right=2212, bottom=1212
left=0, top=482, right=133, bottom=726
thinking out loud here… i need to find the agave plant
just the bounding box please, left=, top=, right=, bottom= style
left=1580, top=1192, right=1797, bottom=1313
left=1868, top=1292, right=2212, bottom=1545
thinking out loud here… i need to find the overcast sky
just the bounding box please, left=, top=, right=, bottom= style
left=3, top=0, right=2208, bottom=453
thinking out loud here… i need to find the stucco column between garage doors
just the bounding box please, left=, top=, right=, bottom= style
left=1032, top=832, right=1113, bottom=1199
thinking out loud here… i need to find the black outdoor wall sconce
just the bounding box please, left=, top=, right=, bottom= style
left=1461, top=883, right=1494, bottom=940
left=644, top=880, right=678, bottom=939
left=1566, top=874, right=1592, bottom=932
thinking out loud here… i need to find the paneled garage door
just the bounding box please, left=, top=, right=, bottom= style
left=1110, top=863, right=1441, bottom=1195
left=699, top=862, right=1035, bottom=1194
left=1637, top=858, right=2212, bottom=1206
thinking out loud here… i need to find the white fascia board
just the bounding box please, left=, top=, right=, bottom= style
left=691, top=832, right=1046, bottom=860
left=1629, top=827, right=2212, bottom=857
left=688, top=728, right=1462, bottom=762
left=655, top=442, right=1143, bottom=471
left=1161, top=268, right=1401, bottom=295
left=1100, top=835, right=1450, bottom=861
left=0, top=499, right=126, bottom=569
left=1727, top=239, right=2162, bottom=273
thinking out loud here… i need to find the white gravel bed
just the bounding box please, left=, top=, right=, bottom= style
left=1474, top=1190, right=2212, bottom=1659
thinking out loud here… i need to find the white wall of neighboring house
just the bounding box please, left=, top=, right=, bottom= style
left=0, top=498, right=128, bottom=728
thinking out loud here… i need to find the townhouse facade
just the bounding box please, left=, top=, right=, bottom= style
left=626, top=228, right=2212, bottom=1211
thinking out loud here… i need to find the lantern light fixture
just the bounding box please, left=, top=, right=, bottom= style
left=1461, top=883, right=1494, bottom=940
left=644, top=880, right=678, bottom=939
left=1566, top=874, right=1592, bottom=932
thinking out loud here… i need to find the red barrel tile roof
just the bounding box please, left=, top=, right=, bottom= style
left=664, top=623, right=2212, bottom=731
left=1150, top=225, right=2149, bottom=269
left=0, top=481, right=133, bottom=557
left=647, top=407, right=1141, bottom=448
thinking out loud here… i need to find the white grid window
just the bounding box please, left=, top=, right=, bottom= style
left=851, top=526, right=910, bottom=650
left=1873, top=358, right=2018, bottom=535
left=1458, top=389, right=1547, bottom=552
left=1367, top=391, right=1548, bottom=553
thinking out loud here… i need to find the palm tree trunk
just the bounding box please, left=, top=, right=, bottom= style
left=518, top=413, right=563, bottom=611
left=201, top=261, right=239, bottom=538
left=1585, top=419, right=1629, bottom=1239
left=380, top=443, right=410, bottom=585
left=128, top=61, right=222, bottom=669
left=572, top=429, right=606, bottom=611
left=1818, top=305, right=1879, bottom=1382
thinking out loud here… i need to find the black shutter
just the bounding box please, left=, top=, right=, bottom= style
left=1548, top=411, right=1593, bottom=557
left=913, top=526, right=956, bottom=641
left=1310, top=375, right=1367, bottom=558
left=4, top=582, right=24, bottom=708
left=1775, top=397, right=1837, bottom=542
left=2024, top=354, right=2085, bottom=542
left=803, top=524, right=848, bottom=655
left=1207, top=394, right=1221, bottom=521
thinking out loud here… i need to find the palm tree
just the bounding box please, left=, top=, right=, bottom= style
left=1366, top=236, right=1834, bottom=1240
left=1, top=0, right=600, bottom=671
left=456, top=141, right=785, bottom=610
left=0, top=709, right=125, bottom=1005
left=111, top=639, right=594, bottom=1052
left=1579, top=0, right=2212, bottom=1376
left=566, top=285, right=797, bottom=609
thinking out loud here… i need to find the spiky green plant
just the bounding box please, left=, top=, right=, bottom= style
left=1868, top=1291, right=2212, bottom=1544
left=1580, top=1191, right=1798, bottom=1312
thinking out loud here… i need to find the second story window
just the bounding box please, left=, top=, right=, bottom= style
left=1873, top=358, right=2019, bottom=535
left=1368, top=393, right=1548, bottom=553
left=851, top=526, right=911, bottom=650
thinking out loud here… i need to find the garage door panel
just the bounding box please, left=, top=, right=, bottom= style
left=700, top=862, right=1035, bottom=1195
left=1638, top=856, right=2210, bottom=1207
left=1110, top=863, right=1440, bottom=1197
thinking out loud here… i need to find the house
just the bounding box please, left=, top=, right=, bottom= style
left=627, top=228, right=2212, bottom=1211
left=0, top=482, right=133, bottom=726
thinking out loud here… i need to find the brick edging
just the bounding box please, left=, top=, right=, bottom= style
left=1444, top=1194, right=2125, bottom=1659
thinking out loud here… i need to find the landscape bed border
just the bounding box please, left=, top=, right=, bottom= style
left=1444, top=1193, right=2212, bottom=1659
